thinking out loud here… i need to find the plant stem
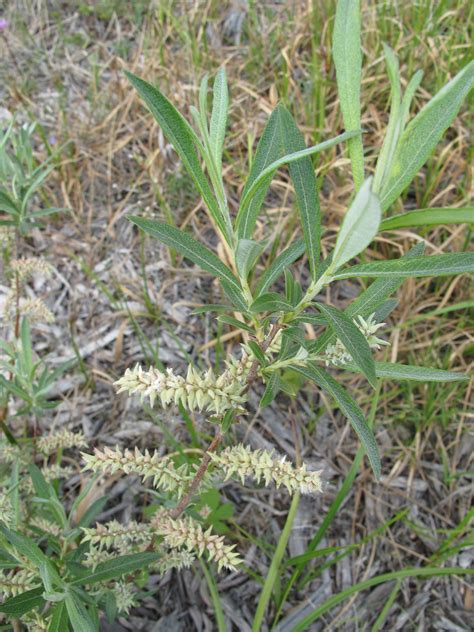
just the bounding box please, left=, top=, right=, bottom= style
left=272, top=385, right=381, bottom=626
left=252, top=491, right=301, bottom=631
left=169, top=430, right=223, bottom=519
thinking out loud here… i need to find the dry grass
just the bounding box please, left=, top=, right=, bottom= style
left=0, top=1, right=472, bottom=630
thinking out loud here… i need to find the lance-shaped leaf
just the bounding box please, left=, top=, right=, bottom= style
left=236, top=126, right=358, bottom=238
left=380, top=207, right=474, bottom=231
left=333, top=252, right=474, bottom=280
left=71, top=553, right=162, bottom=586
left=65, top=589, right=96, bottom=632
left=345, top=361, right=468, bottom=382
left=333, top=0, right=364, bottom=189
left=128, top=217, right=242, bottom=293
left=330, top=178, right=381, bottom=272
left=250, top=293, right=293, bottom=314
left=237, top=105, right=286, bottom=239
left=308, top=242, right=425, bottom=355
left=276, top=106, right=320, bottom=279
left=380, top=60, right=474, bottom=211
left=291, top=364, right=380, bottom=479
left=125, top=71, right=232, bottom=242
left=209, top=67, right=228, bottom=172
left=315, top=303, right=376, bottom=387
left=0, top=587, right=44, bottom=617
left=235, top=238, right=266, bottom=280
left=255, top=239, right=306, bottom=296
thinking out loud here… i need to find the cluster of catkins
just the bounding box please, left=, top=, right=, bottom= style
left=81, top=343, right=325, bottom=573
left=2, top=256, right=54, bottom=324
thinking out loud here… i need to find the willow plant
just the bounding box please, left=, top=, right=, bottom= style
left=1, top=1, right=473, bottom=630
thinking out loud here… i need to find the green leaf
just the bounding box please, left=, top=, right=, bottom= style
left=128, top=217, right=241, bottom=293
left=333, top=252, right=474, bottom=280
left=260, top=372, right=280, bottom=408
left=237, top=129, right=358, bottom=238
left=237, top=106, right=288, bottom=239
left=275, top=106, right=320, bottom=278
left=380, top=60, right=474, bottom=211
left=291, top=364, right=381, bottom=479
left=125, top=71, right=232, bottom=242
left=48, top=600, right=69, bottom=632
left=210, top=67, right=228, bottom=172
left=0, top=189, right=20, bottom=215
left=255, top=239, right=306, bottom=296
left=333, top=0, right=364, bottom=189
left=0, top=587, right=44, bottom=617
left=65, top=589, right=97, bottom=632
left=315, top=303, right=376, bottom=387
left=0, top=523, right=49, bottom=567
left=373, top=44, right=402, bottom=194
left=191, top=304, right=232, bottom=314
left=247, top=341, right=266, bottom=365
left=368, top=362, right=468, bottom=382
left=330, top=178, right=381, bottom=271
left=221, top=279, right=249, bottom=313
left=250, top=293, right=293, bottom=314
left=217, top=315, right=254, bottom=333
left=235, top=239, right=266, bottom=280
left=380, top=207, right=474, bottom=231
left=71, top=553, right=161, bottom=586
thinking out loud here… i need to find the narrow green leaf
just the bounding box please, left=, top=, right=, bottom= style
left=0, top=587, right=44, bottom=617
left=210, top=68, right=228, bottom=171
left=48, top=600, right=69, bottom=632
left=125, top=71, right=231, bottom=242
left=191, top=304, right=232, bottom=314
left=217, top=315, right=254, bottom=333
left=128, top=217, right=241, bottom=292
left=330, top=178, right=381, bottom=271
left=235, top=238, right=266, bottom=280
left=315, top=303, right=376, bottom=387
left=72, top=553, right=161, bottom=586
left=65, top=590, right=96, bottom=632
left=333, top=0, right=364, bottom=189
left=373, top=45, right=402, bottom=194
left=255, top=239, right=306, bottom=296
left=0, top=523, right=49, bottom=567
left=369, top=362, right=468, bottom=382
left=276, top=106, right=320, bottom=278
left=221, top=279, right=249, bottom=313
left=260, top=372, right=280, bottom=408
left=380, top=61, right=474, bottom=211
left=333, top=252, right=474, bottom=280
left=237, top=106, right=287, bottom=239
left=237, top=130, right=358, bottom=237
left=250, top=293, right=293, bottom=314
left=380, top=207, right=474, bottom=231
left=291, top=364, right=381, bottom=479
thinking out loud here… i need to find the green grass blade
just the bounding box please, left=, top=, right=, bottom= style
left=291, top=566, right=473, bottom=631
left=380, top=60, right=474, bottom=211
left=333, top=0, right=364, bottom=189
left=291, top=364, right=381, bottom=479
left=128, top=216, right=242, bottom=292
left=380, top=207, right=474, bottom=230
left=315, top=303, right=377, bottom=387
left=125, top=71, right=232, bottom=242
left=333, top=252, right=474, bottom=280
